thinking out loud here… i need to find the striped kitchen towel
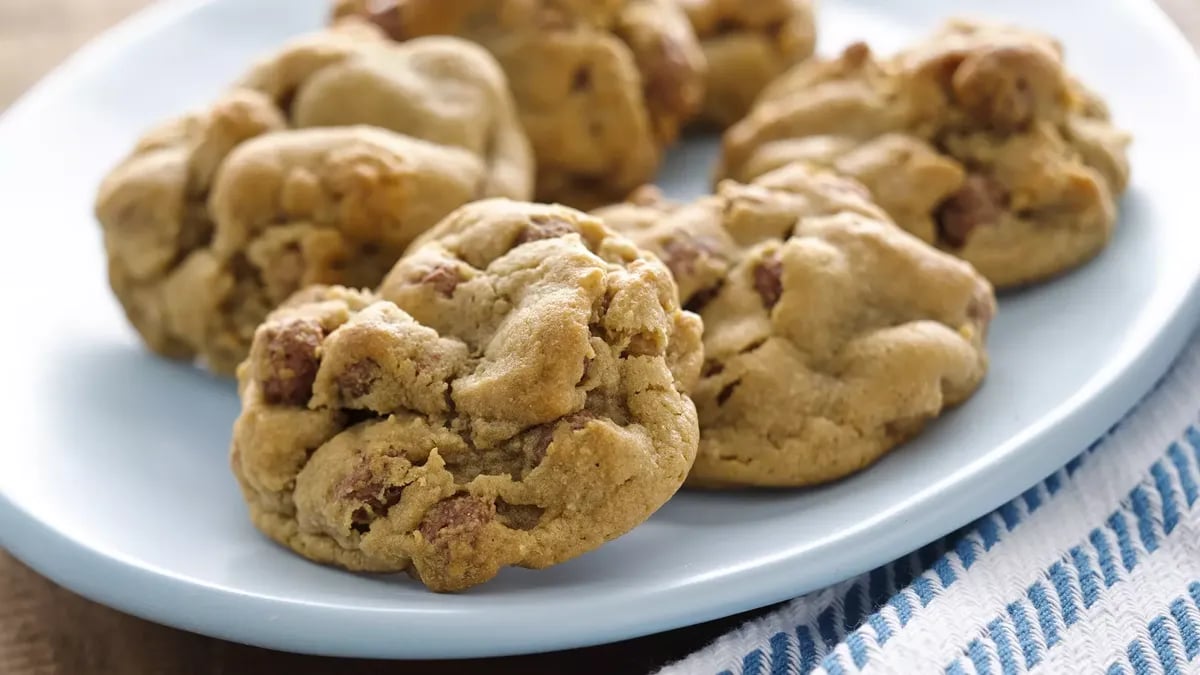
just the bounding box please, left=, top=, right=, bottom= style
left=660, top=329, right=1200, bottom=675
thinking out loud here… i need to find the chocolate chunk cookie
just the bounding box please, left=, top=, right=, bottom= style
left=720, top=20, right=1130, bottom=288
left=232, top=201, right=703, bottom=591
left=597, top=164, right=994, bottom=487
left=332, top=0, right=706, bottom=209
left=676, top=0, right=816, bottom=128
left=237, top=24, right=533, bottom=199
left=96, top=28, right=532, bottom=374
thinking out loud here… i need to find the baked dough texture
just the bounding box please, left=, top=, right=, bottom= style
left=332, top=0, right=706, bottom=208
left=720, top=19, right=1130, bottom=288
left=96, top=27, right=533, bottom=374
left=231, top=200, right=702, bottom=591
left=596, top=163, right=995, bottom=487
left=676, top=0, right=816, bottom=128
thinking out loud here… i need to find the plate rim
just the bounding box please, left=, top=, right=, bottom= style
left=2, top=0, right=1200, bottom=659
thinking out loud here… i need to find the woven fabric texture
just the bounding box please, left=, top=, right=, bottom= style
left=661, top=330, right=1200, bottom=675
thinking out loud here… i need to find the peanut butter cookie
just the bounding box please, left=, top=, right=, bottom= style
left=96, top=28, right=532, bottom=374
left=597, top=164, right=994, bottom=487
left=231, top=200, right=702, bottom=591
left=333, top=0, right=706, bottom=209
left=721, top=20, right=1130, bottom=288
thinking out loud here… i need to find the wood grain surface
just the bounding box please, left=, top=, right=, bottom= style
left=2, top=1, right=1197, bottom=673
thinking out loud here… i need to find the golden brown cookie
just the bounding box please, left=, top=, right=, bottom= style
left=333, top=0, right=706, bottom=209
left=232, top=201, right=702, bottom=591
left=596, top=164, right=994, bottom=487
left=720, top=20, right=1130, bottom=288
left=676, top=0, right=816, bottom=128
left=96, top=29, right=532, bottom=374
left=237, top=24, right=533, bottom=199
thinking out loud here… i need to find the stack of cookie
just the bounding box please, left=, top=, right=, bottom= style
left=95, top=1, right=1129, bottom=591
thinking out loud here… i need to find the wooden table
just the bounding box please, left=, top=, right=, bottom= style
left=2, top=1, right=1197, bottom=673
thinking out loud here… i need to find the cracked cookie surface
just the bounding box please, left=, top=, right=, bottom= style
left=232, top=200, right=702, bottom=591
left=720, top=19, right=1130, bottom=288
left=676, top=0, right=815, bottom=128
left=96, top=28, right=532, bottom=375
left=333, top=0, right=705, bottom=209
left=596, top=164, right=994, bottom=487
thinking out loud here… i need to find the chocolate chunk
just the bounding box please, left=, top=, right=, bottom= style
left=359, top=0, right=405, bottom=41
left=339, top=459, right=406, bottom=534
left=571, top=66, right=592, bottom=93
left=337, top=461, right=376, bottom=502
left=684, top=282, right=723, bottom=314
left=350, top=484, right=405, bottom=534
left=515, top=216, right=577, bottom=246
left=661, top=236, right=715, bottom=279
left=716, top=379, right=742, bottom=405
left=338, top=462, right=403, bottom=508
left=713, top=19, right=740, bottom=35
left=418, top=264, right=461, bottom=297
left=277, top=88, right=298, bottom=119
left=259, top=318, right=323, bottom=406
left=842, top=42, right=872, bottom=67
left=337, top=358, right=381, bottom=400
left=565, top=410, right=597, bottom=430
left=531, top=425, right=555, bottom=466
left=349, top=484, right=405, bottom=519
left=528, top=411, right=596, bottom=465
left=419, top=494, right=494, bottom=543
left=379, top=484, right=405, bottom=508
left=753, top=255, right=784, bottom=309
left=937, top=174, right=1009, bottom=248
left=641, top=38, right=691, bottom=118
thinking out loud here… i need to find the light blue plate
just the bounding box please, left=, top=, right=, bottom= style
left=2, top=0, right=1199, bottom=659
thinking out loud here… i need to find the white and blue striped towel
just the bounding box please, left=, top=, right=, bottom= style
left=661, top=329, right=1200, bottom=675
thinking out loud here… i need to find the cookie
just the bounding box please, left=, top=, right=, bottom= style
left=96, top=29, right=532, bottom=374
left=720, top=20, right=1130, bottom=288
left=676, top=0, right=816, bottom=128
left=332, top=0, right=706, bottom=209
left=596, top=163, right=994, bottom=487
left=231, top=200, right=703, bottom=591
left=237, top=24, right=533, bottom=199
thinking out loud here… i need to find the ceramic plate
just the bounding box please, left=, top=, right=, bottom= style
left=2, top=0, right=1199, bottom=659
